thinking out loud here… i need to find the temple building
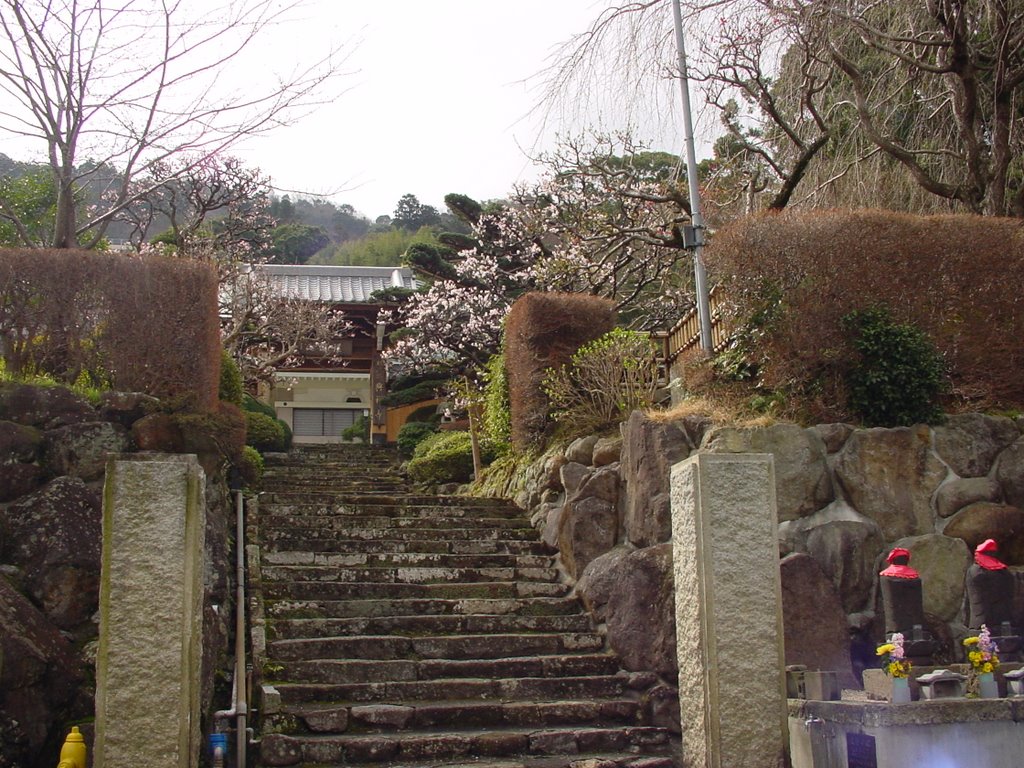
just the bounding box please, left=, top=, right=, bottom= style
left=257, top=264, right=416, bottom=445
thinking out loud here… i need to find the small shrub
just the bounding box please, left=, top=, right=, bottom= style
left=398, top=421, right=439, bottom=458
left=406, top=404, right=441, bottom=424
left=482, top=353, right=511, bottom=447
left=342, top=414, right=370, bottom=442
left=381, top=379, right=447, bottom=407
left=245, top=411, right=287, bottom=452
left=542, top=328, right=658, bottom=435
left=842, top=307, right=946, bottom=427
left=407, top=430, right=475, bottom=485
left=242, top=393, right=277, bottom=418
left=236, top=445, right=264, bottom=489
left=219, top=351, right=244, bottom=405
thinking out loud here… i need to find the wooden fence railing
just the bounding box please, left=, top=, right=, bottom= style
left=660, top=287, right=730, bottom=367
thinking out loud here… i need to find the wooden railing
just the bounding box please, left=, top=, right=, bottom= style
left=663, top=287, right=730, bottom=366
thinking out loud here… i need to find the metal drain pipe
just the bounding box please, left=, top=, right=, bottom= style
left=214, top=489, right=248, bottom=768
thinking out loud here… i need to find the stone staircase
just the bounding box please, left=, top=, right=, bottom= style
left=251, top=444, right=678, bottom=768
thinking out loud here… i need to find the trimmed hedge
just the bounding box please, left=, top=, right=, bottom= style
left=705, top=209, right=1024, bottom=421
left=0, top=249, right=220, bottom=409
left=505, top=292, right=616, bottom=450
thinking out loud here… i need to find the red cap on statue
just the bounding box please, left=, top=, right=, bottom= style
left=975, top=538, right=1007, bottom=570
left=880, top=547, right=919, bottom=579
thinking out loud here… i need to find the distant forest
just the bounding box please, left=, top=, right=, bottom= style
left=0, top=153, right=470, bottom=267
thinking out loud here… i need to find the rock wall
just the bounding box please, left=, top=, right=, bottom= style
left=0, top=383, right=232, bottom=768
left=509, top=410, right=1024, bottom=704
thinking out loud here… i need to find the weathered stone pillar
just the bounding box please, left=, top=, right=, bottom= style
left=95, top=454, right=206, bottom=768
left=671, top=453, right=787, bottom=768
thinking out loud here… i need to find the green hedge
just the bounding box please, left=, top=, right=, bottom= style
left=398, top=421, right=439, bottom=458
left=245, top=411, right=288, bottom=452
left=407, top=431, right=474, bottom=485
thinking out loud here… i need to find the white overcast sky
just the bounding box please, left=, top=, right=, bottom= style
left=235, top=0, right=696, bottom=220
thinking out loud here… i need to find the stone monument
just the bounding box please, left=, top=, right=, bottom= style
left=878, top=547, right=935, bottom=662
left=94, top=454, right=206, bottom=768
left=965, top=538, right=1020, bottom=657
left=671, top=453, right=786, bottom=768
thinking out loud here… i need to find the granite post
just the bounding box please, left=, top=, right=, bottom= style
left=95, top=454, right=206, bottom=768
left=671, top=453, right=787, bottom=767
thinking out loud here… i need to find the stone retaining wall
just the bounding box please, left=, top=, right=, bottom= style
left=501, top=410, right=1024, bottom=716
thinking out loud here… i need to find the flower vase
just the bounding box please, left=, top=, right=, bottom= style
left=979, top=672, right=999, bottom=699
left=891, top=676, right=911, bottom=703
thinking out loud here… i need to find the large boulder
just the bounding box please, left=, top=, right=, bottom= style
left=0, top=383, right=95, bottom=429
left=0, top=477, right=101, bottom=632
left=995, top=437, right=1024, bottom=510
left=620, top=411, right=692, bottom=547
left=592, top=436, right=622, bottom=467
left=0, top=463, right=46, bottom=503
left=932, top=414, right=1019, bottom=478
left=702, top=423, right=833, bottom=522
left=41, top=421, right=131, bottom=482
left=558, top=468, right=620, bottom=579
left=564, top=435, right=599, bottom=465
left=95, top=391, right=159, bottom=428
left=0, top=420, right=42, bottom=463
left=0, top=576, right=87, bottom=768
left=779, top=500, right=885, bottom=615
left=780, top=553, right=856, bottom=689
left=577, top=544, right=677, bottom=676
left=935, top=476, right=1001, bottom=519
left=833, top=426, right=947, bottom=540
left=889, top=534, right=971, bottom=622
left=942, top=502, right=1024, bottom=566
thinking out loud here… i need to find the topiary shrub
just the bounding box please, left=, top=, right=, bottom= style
left=242, top=392, right=277, bottom=418
left=398, top=421, right=439, bottom=458
left=219, top=351, right=244, bottom=406
left=236, top=445, right=264, bottom=489
left=406, top=404, right=441, bottom=424
left=245, top=411, right=287, bottom=452
left=842, top=307, right=946, bottom=427
left=407, top=430, right=476, bottom=485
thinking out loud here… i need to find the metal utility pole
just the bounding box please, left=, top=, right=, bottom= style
left=671, top=0, right=713, bottom=353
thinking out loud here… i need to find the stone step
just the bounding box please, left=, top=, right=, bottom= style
left=269, top=632, right=606, bottom=661
left=258, top=516, right=533, bottom=535
left=261, top=564, right=560, bottom=585
left=265, top=596, right=584, bottom=620
left=272, top=674, right=633, bottom=705
left=273, top=654, right=622, bottom=685
left=261, top=492, right=516, bottom=507
left=260, top=726, right=672, bottom=766
left=262, top=551, right=554, bottom=569
left=268, top=612, right=594, bottom=640
left=277, top=698, right=644, bottom=734
left=263, top=580, right=570, bottom=602
left=260, top=725, right=671, bottom=766
left=258, top=526, right=541, bottom=544
left=259, top=502, right=526, bottom=518
left=260, top=537, right=552, bottom=556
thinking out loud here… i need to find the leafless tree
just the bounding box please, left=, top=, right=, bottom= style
left=0, top=0, right=352, bottom=249
left=539, top=0, right=1024, bottom=218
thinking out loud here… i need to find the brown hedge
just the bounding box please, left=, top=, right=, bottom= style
left=703, top=209, right=1024, bottom=419
left=0, top=249, right=221, bottom=410
left=505, top=292, right=616, bottom=450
